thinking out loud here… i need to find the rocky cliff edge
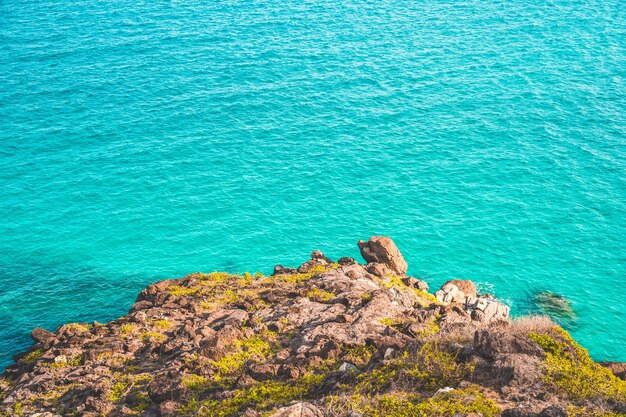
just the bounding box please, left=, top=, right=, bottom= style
left=1, top=237, right=625, bottom=417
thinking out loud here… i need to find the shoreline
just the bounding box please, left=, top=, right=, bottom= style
left=1, top=237, right=624, bottom=416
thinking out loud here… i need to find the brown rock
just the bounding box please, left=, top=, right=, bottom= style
left=502, top=409, right=537, bottom=417
left=130, top=300, right=153, bottom=312
left=357, top=236, right=408, bottom=275
left=31, top=327, right=55, bottom=345
left=448, top=279, right=477, bottom=298
left=298, top=260, right=325, bottom=273
left=273, top=265, right=298, bottom=275
left=538, top=405, right=567, bottom=417
left=311, top=250, right=333, bottom=264
left=247, top=362, right=280, bottom=381
left=136, top=278, right=183, bottom=302
left=401, top=276, right=429, bottom=292
left=435, top=280, right=477, bottom=304
left=365, top=262, right=392, bottom=278
left=206, top=308, right=249, bottom=330
left=158, top=400, right=180, bottom=417
left=148, top=373, right=184, bottom=403
left=473, top=330, right=545, bottom=360
left=337, top=257, right=356, bottom=265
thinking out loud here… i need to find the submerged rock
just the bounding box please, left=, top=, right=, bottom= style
left=534, top=291, right=576, bottom=320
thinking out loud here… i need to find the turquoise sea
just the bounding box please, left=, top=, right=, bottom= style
left=1, top=0, right=625, bottom=369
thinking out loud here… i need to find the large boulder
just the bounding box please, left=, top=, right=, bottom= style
left=472, top=329, right=545, bottom=388
left=357, top=236, right=408, bottom=275
left=473, top=330, right=545, bottom=359
left=31, top=327, right=55, bottom=345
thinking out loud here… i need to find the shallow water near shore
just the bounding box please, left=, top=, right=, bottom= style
left=1, top=0, right=625, bottom=369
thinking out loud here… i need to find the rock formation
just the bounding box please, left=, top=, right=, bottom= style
left=358, top=236, right=408, bottom=275
left=0, top=237, right=624, bottom=417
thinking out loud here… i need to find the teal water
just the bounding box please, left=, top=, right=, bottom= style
left=1, top=0, right=625, bottom=368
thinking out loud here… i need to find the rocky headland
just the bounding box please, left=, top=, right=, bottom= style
left=1, top=237, right=624, bottom=417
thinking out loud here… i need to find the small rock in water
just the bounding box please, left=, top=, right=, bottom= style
left=534, top=291, right=576, bottom=320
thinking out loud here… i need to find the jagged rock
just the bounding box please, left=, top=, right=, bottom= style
left=435, top=280, right=476, bottom=304
left=130, top=300, right=153, bottom=312
left=474, top=330, right=545, bottom=359
left=299, top=260, right=325, bottom=273
left=357, top=236, right=408, bottom=275
left=402, top=276, right=429, bottom=292
left=311, top=250, right=333, bottom=264
left=148, top=373, right=184, bottom=403
left=247, top=362, right=280, bottom=381
left=273, top=265, right=298, bottom=275
left=502, top=409, right=537, bottom=417
left=450, top=280, right=477, bottom=298
left=31, top=327, right=55, bottom=345
left=337, top=257, right=356, bottom=265
left=492, top=353, right=544, bottom=386
left=466, top=297, right=510, bottom=323
left=159, top=400, right=180, bottom=417
left=206, top=308, right=249, bottom=330
left=364, top=262, right=393, bottom=278
left=270, top=402, right=325, bottom=417
left=472, top=329, right=546, bottom=388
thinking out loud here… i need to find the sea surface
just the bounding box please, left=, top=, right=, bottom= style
left=1, top=0, right=625, bottom=369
